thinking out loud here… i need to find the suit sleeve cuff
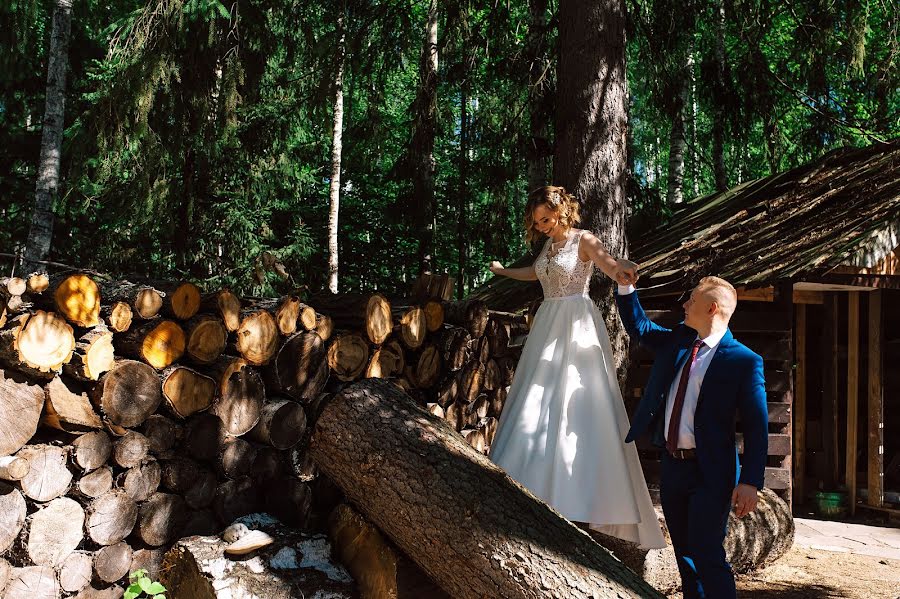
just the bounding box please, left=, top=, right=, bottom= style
left=617, top=284, right=636, bottom=295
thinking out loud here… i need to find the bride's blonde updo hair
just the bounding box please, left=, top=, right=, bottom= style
left=523, top=186, right=582, bottom=243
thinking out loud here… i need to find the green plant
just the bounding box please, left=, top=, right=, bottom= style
left=124, top=569, right=167, bottom=599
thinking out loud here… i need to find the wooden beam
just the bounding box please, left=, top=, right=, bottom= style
left=847, top=292, right=859, bottom=516
left=736, top=433, right=791, bottom=456
left=737, top=286, right=824, bottom=304
left=868, top=290, right=884, bottom=507
left=765, top=467, right=791, bottom=490
left=794, top=303, right=807, bottom=505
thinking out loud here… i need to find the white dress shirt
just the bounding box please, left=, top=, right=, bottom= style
left=619, top=285, right=725, bottom=449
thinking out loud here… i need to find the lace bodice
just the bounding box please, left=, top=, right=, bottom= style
left=534, top=229, right=594, bottom=298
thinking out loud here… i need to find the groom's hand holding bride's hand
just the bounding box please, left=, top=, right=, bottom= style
left=614, top=258, right=640, bottom=286
left=731, top=483, right=759, bottom=517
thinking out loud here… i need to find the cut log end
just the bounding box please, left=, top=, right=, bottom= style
left=16, top=310, right=76, bottom=372
left=162, top=366, right=216, bottom=419
left=236, top=311, right=280, bottom=365
left=327, top=333, right=369, bottom=381
left=54, top=274, right=101, bottom=328
left=366, top=294, right=393, bottom=345
left=166, top=282, right=202, bottom=320
left=105, top=301, right=133, bottom=332
left=141, top=320, right=186, bottom=369
left=186, top=315, right=227, bottom=364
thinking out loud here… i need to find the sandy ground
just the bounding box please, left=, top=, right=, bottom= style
left=665, top=546, right=900, bottom=598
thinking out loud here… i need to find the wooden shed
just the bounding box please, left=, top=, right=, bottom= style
left=475, top=140, right=900, bottom=515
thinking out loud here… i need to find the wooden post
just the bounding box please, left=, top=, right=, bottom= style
left=822, top=293, right=840, bottom=488
left=867, top=290, right=884, bottom=507
left=794, top=304, right=807, bottom=505
left=846, top=292, right=859, bottom=515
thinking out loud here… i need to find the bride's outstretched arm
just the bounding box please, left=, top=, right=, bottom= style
left=488, top=261, right=538, bottom=281
left=578, top=231, right=639, bottom=286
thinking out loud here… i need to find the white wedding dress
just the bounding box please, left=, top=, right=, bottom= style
left=489, top=229, right=666, bottom=549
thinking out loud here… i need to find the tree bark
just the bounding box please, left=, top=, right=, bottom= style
left=22, top=0, right=73, bottom=273
left=328, top=6, right=346, bottom=293
left=526, top=0, right=552, bottom=193
left=712, top=0, right=728, bottom=192
left=666, top=53, right=689, bottom=205
left=554, top=0, right=630, bottom=379
left=412, top=0, right=438, bottom=274
left=309, top=379, right=664, bottom=598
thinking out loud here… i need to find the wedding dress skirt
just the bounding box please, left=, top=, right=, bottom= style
left=489, top=293, right=666, bottom=549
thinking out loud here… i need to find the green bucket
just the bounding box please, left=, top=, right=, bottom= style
left=814, top=491, right=848, bottom=518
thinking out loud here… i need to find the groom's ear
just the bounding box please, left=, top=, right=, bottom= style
left=708, top=301, right=719, bottom=316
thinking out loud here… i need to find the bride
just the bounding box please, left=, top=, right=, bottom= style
left=488, top=185, right=665, bottom=549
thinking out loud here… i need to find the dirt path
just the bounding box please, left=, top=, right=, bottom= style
left=665, top=546, right=900, bottom=598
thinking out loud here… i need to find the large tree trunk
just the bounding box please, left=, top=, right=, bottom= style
left=309, top=379, right=664, bottom=598
left=328, top=6, right=346, bottom=293
left=22, top=0, right=73, bottom=272
left=412, top=0, right=438, bottom=274
left=666, top=55, right=688, bottom=205
left=554, top=0, right=630, bottom=380
left=712, top=0, right=728, bottom=192
left=526, top=0, right=552, bottom=193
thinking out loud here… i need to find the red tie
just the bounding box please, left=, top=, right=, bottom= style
left=667, top=339, right=705, bottom=454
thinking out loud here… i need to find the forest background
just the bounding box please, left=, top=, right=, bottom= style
left=1, top=0, right=897, bottom=299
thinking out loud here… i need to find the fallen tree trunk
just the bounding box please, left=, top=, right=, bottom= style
left=309, top=378, right=665, bottom=599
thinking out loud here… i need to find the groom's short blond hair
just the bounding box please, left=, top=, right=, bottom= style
left=697, top=276, right=738, bottom=321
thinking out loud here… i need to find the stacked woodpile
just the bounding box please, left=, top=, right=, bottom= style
left=0, top=272, right=526, bottom=597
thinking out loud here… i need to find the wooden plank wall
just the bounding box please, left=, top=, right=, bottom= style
left=626, top=291, right=794, bottom=507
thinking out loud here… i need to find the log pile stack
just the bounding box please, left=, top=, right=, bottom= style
left=0, top=272, right=527, bottom=596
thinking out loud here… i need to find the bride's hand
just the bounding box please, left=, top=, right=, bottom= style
left=489, top=261, right=504, bottom=275
left=614, top=258, right=639, bottom=286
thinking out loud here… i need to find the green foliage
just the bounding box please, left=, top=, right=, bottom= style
left=124, top=569, right=166, bottom=599
left=1, top=0, right=897, bottom=295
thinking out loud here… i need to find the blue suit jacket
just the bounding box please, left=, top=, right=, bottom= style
left=616, top=290, right=769, bottom=490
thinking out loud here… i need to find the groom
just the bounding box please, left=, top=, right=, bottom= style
left=615, top=276, right=768, bottom=599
